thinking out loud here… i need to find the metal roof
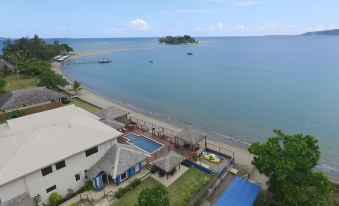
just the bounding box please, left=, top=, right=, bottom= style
left=0, top=105, right=122, bottom=186
left=215, top=176, right=261, bottom=206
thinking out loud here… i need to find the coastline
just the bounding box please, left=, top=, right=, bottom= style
left=52, top=50, right=339, bottom=185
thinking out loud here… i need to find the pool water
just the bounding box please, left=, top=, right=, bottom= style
left=125, top=133, right=163, bottom=154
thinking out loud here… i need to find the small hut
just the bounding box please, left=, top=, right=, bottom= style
left=97, top=107, right=130, bottom=123
left=176, top=129, right=207, bottom=147
left=153, top=151, right=185, bottom=180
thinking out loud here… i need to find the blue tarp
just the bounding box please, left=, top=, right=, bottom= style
left=215, top=176, right=261, bottom=206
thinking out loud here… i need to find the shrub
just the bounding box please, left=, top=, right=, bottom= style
left=69, top=203, right=78, bottom=206
left=7, top=110, right=25, bottom=119
left=83, top=181, right=95, bottom=191
left=150, top=166, right=158, bottom=174
left=129, top=178, right=141, bottom=189
left=138, top=186, right=169, bottom=206
left=49, top=192, right=62, bottom=206
left=115, top=188, right=124, bottom=199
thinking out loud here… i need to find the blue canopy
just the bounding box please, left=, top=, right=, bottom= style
left=215, top=176, right=261, bottom=206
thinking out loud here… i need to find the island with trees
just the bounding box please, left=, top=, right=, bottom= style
left=302, top=29, right=339, bottom=36
left=159, top=35, right=198, bottom=45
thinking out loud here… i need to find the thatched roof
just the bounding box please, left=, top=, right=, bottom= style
left=0, top=192, right=34, bottom=206
left=0, top=87, right=63, bottom=110
left=100, top=119, right=125, bottom=129
left=176, top=129, right=207, bottom=145
left=153, top=151, right=185, bottom=173
left=97, top=107, right=129, bottom=120
left=86, top=144, right=148, bottom=179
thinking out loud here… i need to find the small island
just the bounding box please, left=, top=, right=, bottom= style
left=159, top=35, right=198, bottom=45
left=302, top=28, right=339, bottom=36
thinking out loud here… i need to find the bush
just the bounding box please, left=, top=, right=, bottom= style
left=68, top=203, right=78, bottom=206
left=150, top=166, right=158, bottom=174
left=138, top=186, right=169, bottom=206
left=83, top=181, right=95, bottom=191
left=7, top=110, right=25, bottom=119
left=49, top=192, right=62, bottom=206
left=129, top=178, right=141, bottom=189
left=115, top=178, right=142, bottom=199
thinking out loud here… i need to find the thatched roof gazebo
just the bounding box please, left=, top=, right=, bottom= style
left=176, top=128, right=208, bottom=146
left=153, top=151, right=185, bottom=179
left=97, top=107, right=129, bottom=121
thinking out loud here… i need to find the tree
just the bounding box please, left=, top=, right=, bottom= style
left=137, top=186, right=169, bottom=206
left=249, top=130, right=334, bottom=206
left=37, top=69, right=68, bottom=89
left=0, top=78, right=7, bottom=93
left=72, top=80, right=82, bottom=95
left=48, top=192, right=62, bottom=206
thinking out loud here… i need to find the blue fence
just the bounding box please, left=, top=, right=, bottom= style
left=183, top=160, right=212, bottom=174
left=218, top=157, right=235, bottom=177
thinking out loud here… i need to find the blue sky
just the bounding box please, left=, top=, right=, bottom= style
left=1, top=0, right=338, bottom=38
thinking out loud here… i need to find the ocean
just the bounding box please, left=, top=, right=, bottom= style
left=5, top=36, right=339, bottom=176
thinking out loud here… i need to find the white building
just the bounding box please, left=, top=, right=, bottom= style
left=0, top=105, right=122, bottom=205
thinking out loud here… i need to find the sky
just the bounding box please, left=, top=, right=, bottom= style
left=0, top=0, right=338, bottom=38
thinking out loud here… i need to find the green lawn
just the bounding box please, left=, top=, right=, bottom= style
left=71, top=97, right=102, bottom=114
left=1, top=74, right=37, bottom=92
left=111, top=168, right=212, bottom=206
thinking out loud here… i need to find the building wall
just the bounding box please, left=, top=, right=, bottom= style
left=0, top=178, right=27, bottom=203
left=0, top=138, right=117, bottom=204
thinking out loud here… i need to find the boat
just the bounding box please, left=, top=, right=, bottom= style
left=98, top=58, right=112, bottom=63
left=187, top=52, right=193, bottom=55
left=149, top=60, right=154, bottom=63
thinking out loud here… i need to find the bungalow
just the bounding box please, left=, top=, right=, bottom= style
left=0, top=87, right=63, bottom=113
left=0, top=105, right=122, bottom=205
left=86, top=143, right=148, bottom=190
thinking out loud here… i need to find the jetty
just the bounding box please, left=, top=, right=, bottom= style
left=63, top=57, right=113, bottom=65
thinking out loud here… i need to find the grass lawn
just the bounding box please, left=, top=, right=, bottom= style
left=1, top=74, right=37, bottom=92
left=71, top=97, right=102, bottom=114
left=111, top=168, right=212, bottom=206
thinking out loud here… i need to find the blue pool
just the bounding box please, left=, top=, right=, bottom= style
left=124, top=133, right=164, bottom=154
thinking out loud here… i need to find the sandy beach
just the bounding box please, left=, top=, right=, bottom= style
left=52, top=50, right=339, bottom=186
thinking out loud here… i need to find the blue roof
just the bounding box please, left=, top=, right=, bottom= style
left=215, top=176, right=261, bottom=206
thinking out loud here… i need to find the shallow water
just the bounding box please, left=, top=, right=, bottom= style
left=60, top=36, right=339, bottom=176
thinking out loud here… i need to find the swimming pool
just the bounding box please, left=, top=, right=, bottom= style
left=124, top=133, right=164, bottom=154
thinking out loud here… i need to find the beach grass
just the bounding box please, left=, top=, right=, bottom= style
left=111, top=168, right=212, bottom=206
left=71, top=97, right=102, bottom=114
left=1, top=74, right=37, bottom=92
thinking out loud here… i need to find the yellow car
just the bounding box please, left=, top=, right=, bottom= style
left=203, top=152, right=221, bottom=163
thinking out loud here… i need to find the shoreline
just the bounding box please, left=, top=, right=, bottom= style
left=52, top=49, right=339, bottom=185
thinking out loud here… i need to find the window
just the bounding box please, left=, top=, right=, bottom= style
left=41, top=166, right=53, bottom=176
left=121, top=172, right=128, bottom=181
left=85, top=146, right=98, bottom=157
left=55, top=160, right=66, bottom=170
left=75, top=174, right=80, bottom=181
left=46, top=185, right=56, bottom=193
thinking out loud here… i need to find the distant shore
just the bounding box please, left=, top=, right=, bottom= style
left=52, top=49, right=339, bottom=185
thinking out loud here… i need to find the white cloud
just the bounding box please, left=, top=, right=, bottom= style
left=307, top=24, right=337, bottom=31
left=236, top=24, right=247, bottom=31
left=129, top=18, right=150, bottom=31
left=258, top=22, right=296, bottom=32
left=237, top=0, right=258, bottom=6
left=217, top=22, right=224, bottom=31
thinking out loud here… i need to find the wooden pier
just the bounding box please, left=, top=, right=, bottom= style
left=64, top=57, right=112, bottom=65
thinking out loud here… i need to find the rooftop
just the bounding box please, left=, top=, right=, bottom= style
left=176, top=129, right=207, bottom=145
left=0, top=86, right=63, bottom=110
left=96, top=107, right=129, bottom=120
left=153, top=151, right=185, bottom=173
left=86, top=143, right=148, bottom=179
left=0, top=105, right=122, bottom=186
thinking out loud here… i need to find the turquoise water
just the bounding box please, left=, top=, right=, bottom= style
left=125, top=133, right=163, bottom=154
left=61, top=37, right=339, bottom=176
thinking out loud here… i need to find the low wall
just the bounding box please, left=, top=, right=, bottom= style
left=183, top=160, right=212, bottom=174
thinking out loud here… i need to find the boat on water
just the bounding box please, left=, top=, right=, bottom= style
left=149, top=60, right=154, bottom=63
left=187, top=52, right=193, bottom=55
left=98, top=58, right=112, bottom=63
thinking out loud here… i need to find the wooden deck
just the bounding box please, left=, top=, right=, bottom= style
left=118, top=127, right=197, bottom=162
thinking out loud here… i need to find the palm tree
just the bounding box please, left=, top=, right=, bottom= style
left=72, top=80, right=82, bottom=95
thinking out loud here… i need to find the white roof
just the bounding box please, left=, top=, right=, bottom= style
left=0, top=105, right=122, bottom=186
